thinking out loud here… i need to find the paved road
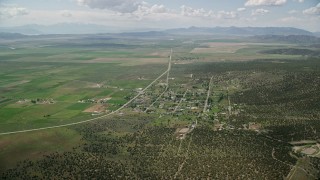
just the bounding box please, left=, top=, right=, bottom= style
left=144, top=49, right=172, bottom=113
left=0, top=50, right=173, bottom=136
left=166, top=48, right=173, bottom=86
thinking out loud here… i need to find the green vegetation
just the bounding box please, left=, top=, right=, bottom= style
left=0, top=34, right=319, bottom=179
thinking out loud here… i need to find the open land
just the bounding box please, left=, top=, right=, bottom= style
left=0, top=34, right=319, bottom=179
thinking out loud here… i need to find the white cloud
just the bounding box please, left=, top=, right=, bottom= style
left=1, top=1, right=318, bottom=32
left=237, top=8, right=246, bottom=12
left=0, top=4, right=29, bottom=19
left=275, top=15, right=320, bottom=31
left=288, top=10, right=297, bottom=14
left=303, top=3, right=320, bottom=15
left=180, top=6, right=237, bottom=19
left=180, top=5, right=213, bottom=17
left=245, top=0, right=287, bottom=7
left=148, top=4, right=167, bottom=14
left=252, top=8, right=269, bottom=15
left=76, top=0, right=141, bottom=13
left=137, top=4, right=167, bottom=14
left=60, top=10, right=72, bottom=17
left=279, top=16, right=302, bottom=22
left=132, top=3, right=170, bottom=19
left=217, top=11, right=238, bottom=19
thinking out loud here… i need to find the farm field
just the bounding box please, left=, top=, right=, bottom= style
left=0, top=37, right=168, bottom=132
left=0, top=34, right=319, bottom=179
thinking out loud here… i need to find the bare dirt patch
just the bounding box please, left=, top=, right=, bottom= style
left=87, top=82, right=104, bottom=88
left=290, top=140, right=317, bottom=145
left=85, top=58, right=167, bottom=66
left=83, top=104, right=106, bottom=113
left=191, top=43, right=247, bottom=54
left=175, top=127, right=190, bottom=140
left=173, top=61, right=195, bottom=65
left=149, top=51, right=169, bottom=57
left=301, top=147, right=317, bottom=155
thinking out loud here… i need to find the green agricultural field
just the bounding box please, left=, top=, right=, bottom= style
left=0, top=42, right=168, bottom=132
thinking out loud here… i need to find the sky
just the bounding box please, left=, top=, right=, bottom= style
left=0, top=0, right=319, bottom=32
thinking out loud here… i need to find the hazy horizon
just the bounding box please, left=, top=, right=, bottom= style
left=0, top=0, right=319, bottom=32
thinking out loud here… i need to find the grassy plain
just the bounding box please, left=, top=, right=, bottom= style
left=0, top=35, right=194, bottom=133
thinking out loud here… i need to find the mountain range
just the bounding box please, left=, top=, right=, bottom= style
left=0, top=23, right=319, bottom=36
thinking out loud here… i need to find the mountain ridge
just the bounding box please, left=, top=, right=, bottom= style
left=0, top=24, right=316, bottom=36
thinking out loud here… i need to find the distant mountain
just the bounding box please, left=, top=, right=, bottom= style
left=0, top=23, right=121, bottom=35
left=0, top=24, right=316, bottom=38
left=313, top=32, right=320, bottom=37
left=0, top=24, right=315, bottom=36
left=0, top=32, right=27, bottom=39
left=252, top=35, right=320, bottom=44
left=165, top=26, right=313, bottom=36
